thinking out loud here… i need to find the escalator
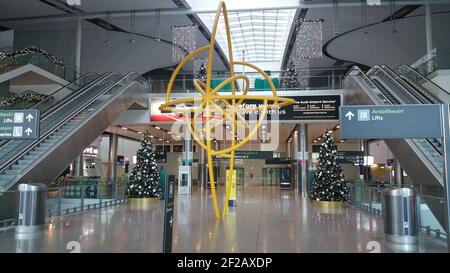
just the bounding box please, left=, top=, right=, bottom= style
left=0, top=72, right=99, bottom=150
left=344, top=65, right=447, bottom=231
left=0, top=71, right=148, bottom=191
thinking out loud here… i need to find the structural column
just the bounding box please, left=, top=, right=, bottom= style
left=198, top=145, right=206, bottom=189
left=109, top=133, right=118, bottom=181
left=183, top=124, right=193, bottom=166
left=425, top=3, right=433, bottom=55
left=73, top=154, right=84, bottom=176
left=296, top=124, right=308, bottom=196
left=75, top=18, right=82, bottom=78
left=425, top=3, right=434, bottom=74
left=394, top=158, right=404, bottom=187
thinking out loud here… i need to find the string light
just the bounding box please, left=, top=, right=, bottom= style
left=194, top=58, right=208, bottom=79
left=294, top=19, right=323, bottom=59
left=172, top=24, right=198, bottom=63
left=293, top=57, right=310, bottom=88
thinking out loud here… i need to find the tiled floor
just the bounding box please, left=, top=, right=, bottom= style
left=0, top=186, right=446, bottom=253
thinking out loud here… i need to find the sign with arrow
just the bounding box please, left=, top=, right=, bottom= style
left=345, top=111, right=355, bottom=120
left=0, top=110, right=40, bottom=139
left=339, top=105, right=442, bottom=139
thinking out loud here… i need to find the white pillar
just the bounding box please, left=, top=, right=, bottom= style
left=296, top=124, right=308, bottom=196
left=75, top=18, right=82, bottom=77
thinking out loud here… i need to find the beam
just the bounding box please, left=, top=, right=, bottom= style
left=2, top=1, right=450, bottom=24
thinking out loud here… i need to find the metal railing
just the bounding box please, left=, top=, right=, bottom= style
left=411, top=48, right=450, bottom=77
left=0, top=180, right=129, bottom=229
left=149, top=67, right=347, bottom=93
left=347, top=182, right=447, bottom=240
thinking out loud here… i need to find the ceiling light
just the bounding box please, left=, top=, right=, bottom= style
left=336, top=125, right=340, bottom=129
left=154, top=126, right=161, bottom=130
left=137, top=131, right=143, bottom=134
left=149, top=135, right=154, bottom=138
left=166, top=140, right=170, bottom=143
left=294, top=130, right=298, bottom=134
left=317, top=137, right=321, bottom=140
left=340, top=139, right=345, bottom=143
left=121, top=127, right=128, bottom=130
left=158, top=138, right=162, bottom=141
left=167, top=132, right=172, bottom=134
left=328, top=130, right=333, bottom=134
left=313, top=140, right=318, bottom=143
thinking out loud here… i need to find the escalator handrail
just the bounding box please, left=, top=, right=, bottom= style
left=381, top=65, right=441, bottom=104
left=397, top=64, right=450, bottom=95
left=31, top=72, right=100, bottom=112
left=1, top=72, right=147, bottom=190
left=0, top=72, right=123, bottom=173
left=347, top=65, right=443, bottom=173
left=0, top=72, right=100, bottom=148
left=369, top=66, right=443, bottom=158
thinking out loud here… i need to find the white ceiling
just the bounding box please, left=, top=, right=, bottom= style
left=78, top=0, right=178, bottom=12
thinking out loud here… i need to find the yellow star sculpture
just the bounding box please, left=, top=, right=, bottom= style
left=159, top=1, right=295, bottom=219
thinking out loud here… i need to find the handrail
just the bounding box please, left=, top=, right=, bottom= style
left=0, top=72, right=100, bottom=148
left=381, top=65, right=440, bottom=104
left=0, top=72, right=122, bottom=174
left=397, top=64, right=450, bottom=95
left=0, top=72, right=146, bottom=190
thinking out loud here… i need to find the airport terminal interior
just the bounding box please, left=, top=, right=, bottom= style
left=1, top=0, right=450, bottom=253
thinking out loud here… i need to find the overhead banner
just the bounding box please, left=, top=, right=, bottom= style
left=240, top=95, right=340, bottom=121
left=150, top=95, right=340, bottom=122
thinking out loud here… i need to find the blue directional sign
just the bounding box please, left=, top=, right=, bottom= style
left=340, top=105, right=442, bottom=139
left=0, top=109, right=40, bottom=139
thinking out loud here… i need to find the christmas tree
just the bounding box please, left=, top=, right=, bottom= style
left=286, top=59, right=299, bottom=89
left=197, top=63, right=207, bottom=82
left=310, top=133, right=349, bottom=202
left=127, top=133, right=161, bottom=198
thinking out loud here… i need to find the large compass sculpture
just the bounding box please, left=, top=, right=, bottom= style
left=160, top=1, right=295, bottom=219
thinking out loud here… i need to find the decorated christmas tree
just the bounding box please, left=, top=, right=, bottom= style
left=127, top=133, right=161, bottom=198
left=310, top=133, right=349, bottom=202
left=286, top=59, right=299, bottom=89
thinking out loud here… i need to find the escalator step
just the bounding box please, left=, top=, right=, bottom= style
left=10, top=164, right=23, bottom=170
left=5, top=169, right=20, bottom=175
left=18, top=159, right=33, bottom=164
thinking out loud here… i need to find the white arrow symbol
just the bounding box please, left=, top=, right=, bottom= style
left=345, top=111, right=355, bottom=120
left=26, top=114, right=34, bottom=122
left=25, top=128, right=32, bottom=136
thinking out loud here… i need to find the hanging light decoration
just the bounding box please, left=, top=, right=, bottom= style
left=193, top=58, right=208, bottom=80
left=389, top=0, right=398, bottom=33
left=104, top=12, right=112, bottom=44
left=294, top=19, right=323, bottom=59
left=289, top=18, right=322, bottom=89
left=172, top=24, right=198, bottom=63
left=293, top=57, right=310, bottom=88
left=128, top=10, right=136, bottom=43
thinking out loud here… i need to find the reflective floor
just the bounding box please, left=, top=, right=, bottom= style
left=0, top=186, right=446, bottom=253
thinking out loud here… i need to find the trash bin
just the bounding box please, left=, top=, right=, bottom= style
left=16, top=183, right=47, bottom=234
left=382, top=187, right=418, bottom=244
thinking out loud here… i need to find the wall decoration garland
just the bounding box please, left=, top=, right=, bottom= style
left=0, top=91, right=53, bottom=108
left=0, top=46, right=65, bottom=67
